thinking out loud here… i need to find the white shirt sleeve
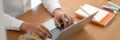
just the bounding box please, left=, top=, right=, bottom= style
left=0, top=0, right=23, bottom=31
left=1, top=0, right=25, bottom=31
left=0, top=14, right=24, bottom=31
left=42, top=0, right=61, bottom=14
left=0, top=0, right=61, bottom=31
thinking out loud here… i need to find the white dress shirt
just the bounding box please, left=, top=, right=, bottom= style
left=0, top=0, right=61, bottom=30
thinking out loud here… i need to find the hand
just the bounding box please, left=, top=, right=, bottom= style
left=20, top=22, right=52, bottom=39
left=53, top=8, right=74, bottom=29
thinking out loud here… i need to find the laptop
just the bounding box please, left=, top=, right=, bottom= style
left=43, top=13, right=96, bottom=40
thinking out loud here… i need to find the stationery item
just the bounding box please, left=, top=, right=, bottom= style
left=102, top=5, right=118, bottom=14
left=103, top=5, right=118, bottom=11
left=108, top=1, right=120, bottom=10
left=75, top=4, right=115, bottom=26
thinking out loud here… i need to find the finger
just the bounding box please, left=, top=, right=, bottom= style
left=67, top=14, right=74, bottom=25
left=38, top=27, right=48, bottom=36
left=35, top=31, right=45, bottom=38
left=37, top=37, right=42, bottom=40
left=65, top=14, right=72, bottom=27
left=41, top=25, right=52, bottom=37
left=69, top=15, right=74, bottom=24
left=61, top=14, right=67, bottom=28
left=54, top=18, right=61, bottom=28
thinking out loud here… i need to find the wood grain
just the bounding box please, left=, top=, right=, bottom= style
left=7, top=0, right=120, bottom=40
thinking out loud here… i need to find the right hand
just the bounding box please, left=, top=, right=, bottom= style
left=20, top=22, right=52, bottom=39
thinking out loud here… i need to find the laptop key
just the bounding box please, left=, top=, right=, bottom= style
left=51, top=28, right=61, bottom=40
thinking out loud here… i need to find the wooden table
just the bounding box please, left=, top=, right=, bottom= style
left=7, top=0, right=120, bottom=40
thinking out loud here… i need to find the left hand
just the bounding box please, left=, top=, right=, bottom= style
left=53, top=8, right=74, bottom=29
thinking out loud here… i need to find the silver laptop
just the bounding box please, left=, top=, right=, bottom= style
left=43, top=13, right=96, bottom=40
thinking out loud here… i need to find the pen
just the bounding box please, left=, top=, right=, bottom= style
left=108, top=1, right=120, bottom=10
left=102, top=5, right=118, bottom=14
left=103, top=5, right=118, bottom=11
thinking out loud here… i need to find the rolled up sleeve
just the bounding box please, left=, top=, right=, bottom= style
left=42, top=0, right=61, bottom=14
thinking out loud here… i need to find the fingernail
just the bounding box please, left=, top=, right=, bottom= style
left=58, top=25, right=61, bottom=28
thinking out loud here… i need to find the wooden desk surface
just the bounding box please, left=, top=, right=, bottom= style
left=7, top=0, right=120, bottom=40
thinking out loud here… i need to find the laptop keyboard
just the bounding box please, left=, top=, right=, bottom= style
left=51, top=27, right=61, bottom=40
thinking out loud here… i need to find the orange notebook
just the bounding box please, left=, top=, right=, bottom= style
left=75, top=4, right=115, bottom=26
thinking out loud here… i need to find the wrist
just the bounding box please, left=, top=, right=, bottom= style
left=53, top=8, right=64, bottom=17
left=20, top=22, right=30, bottom=31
